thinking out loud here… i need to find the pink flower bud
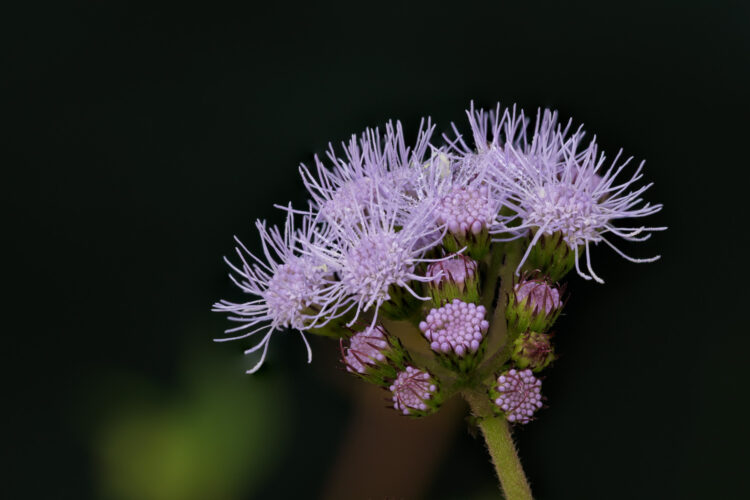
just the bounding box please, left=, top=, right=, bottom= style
left=493, top=369, right=543, bottom=424
left=390, top=366, right=440, bottom=416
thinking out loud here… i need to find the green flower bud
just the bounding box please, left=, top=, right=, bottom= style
left=506, top=276, right=564, bottom=333
left=511, top=331, right=555, bottom=372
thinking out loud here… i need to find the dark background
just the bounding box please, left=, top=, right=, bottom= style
left=4, top=1, right=748, bottom=498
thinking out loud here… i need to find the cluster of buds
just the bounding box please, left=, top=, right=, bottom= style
left=502, top=275, right=562, bottom=389
left=213, top=102, right=663, bottom=430
left=341, top=325, right=444, bottom=417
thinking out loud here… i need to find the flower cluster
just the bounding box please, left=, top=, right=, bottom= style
left=212, top=101, right=664, bottom=500
left=213, top=101, right=663, bottom=429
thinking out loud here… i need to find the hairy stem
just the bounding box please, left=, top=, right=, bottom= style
left=463, top=389, right=533, bottom=500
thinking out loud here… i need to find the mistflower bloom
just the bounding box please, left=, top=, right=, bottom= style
left=493, top=369, right=543, bottom=424
left=514, top=279, right=561, bottom=315
left=308, top=191, right=446, bottom=328
left=212, top=211, right=332, bottom=373
left=413, top=147, right=514, bottom=239
left=342, top=325, right=389, bottom=374
left=494, top=127, right=665, bottom=283
left=390, top=366, right=439, bottom=416
left=442, top=103, right=582, bottom=242
left=419, top=299, right=489, bottom=356
left=299, top=119, right=435, bottom=225
left=446, top=102, right=579, bottom=182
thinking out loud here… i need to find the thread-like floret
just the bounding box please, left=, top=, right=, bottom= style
left=494, top=369, right=543, bottom=424
left=436, top=186, right=494, bottom=236
left=264, top=257, right=331, bottom=327
left=390, top=366, right=437, bottom=415
left=419, top=299, right=488, bottom=356
left=321, top=177, right=377, bottom=223
left=341, top=232, right=413, bottom=306
left=514, top=279, right=561, bottom=315
left=212, top=211, right=331, bottom=374
left=525, top=184, right=607, bottom=248
left=343, top=326, right=389, bottom=373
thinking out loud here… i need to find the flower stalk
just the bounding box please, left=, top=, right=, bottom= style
left=466, top=388, right=533, bottom=500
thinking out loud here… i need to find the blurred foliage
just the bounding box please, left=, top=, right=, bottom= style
left=93, top=346, right=289, bottom=500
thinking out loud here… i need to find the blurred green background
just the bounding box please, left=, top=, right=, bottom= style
left=4, top=1, right=748, bottom=498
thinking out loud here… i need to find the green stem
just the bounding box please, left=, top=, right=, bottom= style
left=475, top=240, right=522, bottom=383
left=463, top=389, right=533, bottom=500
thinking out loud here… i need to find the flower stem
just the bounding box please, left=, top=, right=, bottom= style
left=463, top=389, right=533, bottom=500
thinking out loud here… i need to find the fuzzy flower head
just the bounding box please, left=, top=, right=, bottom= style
left=212, top=210, right=331, bottom=373
left=309, top=190, right=446, bottom=328
left=441, top=103, right=583, bottom=241
left=446, top=103, right=578, bottom=182
left=493, top=369, right=543, bottom=424
left=390, top=366, right=439, bottom=416
left=419, top=299, right=489, bottom=357
left=495, top=126, right=665, bottom=283
left=299, top=120, right=435, bottom=226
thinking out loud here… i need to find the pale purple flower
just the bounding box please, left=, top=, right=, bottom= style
left=495, top=132, right=665, bottom=283
left=298, top=120, right=435, bottom=225
left=440, top=102, right=580, bottom=240
left=446, top=102, right=580, bottom=182
left=307, top=193, right=446, bottom=328
left=419, top=299, right=489, bottom=357
left=494, top=369, right=543, bottom=424
left=390, top=366, right=438, bottom=415
left=411, top=150, right=516, bottom=240
left=212, top=209, right=332, bottom=373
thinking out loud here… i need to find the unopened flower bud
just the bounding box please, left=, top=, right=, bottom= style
left=511, top=331, right=555, bottom=372
left=507, top=277, right=563, bottom=333
left=437, top=186, right=493, bottom=259
left=342, top=325, right=405, bottom=386
left=491, top=369, right=543, bottom=424
left=425, top=255, right=480, bottom=306
left=419, top=299, right=489, bottom=372
left=390, top=366, right=441, bottom=417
